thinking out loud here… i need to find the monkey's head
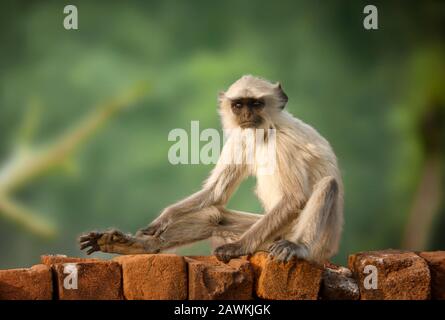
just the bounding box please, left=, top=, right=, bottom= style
left=218, top=75, right=288, bottom=130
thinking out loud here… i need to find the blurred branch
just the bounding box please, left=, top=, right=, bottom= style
left=402, top=154, right=443, bottom=250
left=402, top=99, right=444, bottom=250
left=0, top=82, right=149, bottom=238
left=0, top=193, right=56, bottom=238
left=16, top=97, right=42, bottom=148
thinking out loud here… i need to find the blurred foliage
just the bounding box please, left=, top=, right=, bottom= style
left=0, top=0, right=444, bottom=268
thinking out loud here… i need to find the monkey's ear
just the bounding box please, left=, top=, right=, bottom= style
left=276, top=83, right=288, bottom=109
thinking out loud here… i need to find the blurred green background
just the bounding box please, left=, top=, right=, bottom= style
left=0, top=0, right=444, bottom=268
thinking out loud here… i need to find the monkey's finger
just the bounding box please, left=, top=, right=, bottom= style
left=268, top=240, right=285, bottom=253
left=214, top=252, right=223, bottom=261
left=269, top=245, right=281, bottom=257
left=275, top=248, right=290, bottom=262
left=79, top=242, right=90, bottom=250
left=214, top=251, right=227, bottom=263
left=78, top=236, right=89, bottom=243
left=281, top=251, right=291, bottom=262
left=78, top=236, right=96, bottom=245
left=284, top=253, right=296, bottom=263
left=79, top=240, right=96, bottom=250
left=268, top=252, right=278, bottom=261
left=269, top=244, right=281, bottom=254
left=78, top=232, right=102, bottom=242
left=220, top=254, right=231, bottom=263
left=86, top=245, right=100, bottom=255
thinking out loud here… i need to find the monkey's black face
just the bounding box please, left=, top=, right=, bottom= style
left=230, top=97, right=265, bottom=128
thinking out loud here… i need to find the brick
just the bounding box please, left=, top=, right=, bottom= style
left=249, top=252, right=323, bottom=300
left=419, top=251, right=445, bottom=300
left=0, top=264, right=52, bottom=300
left=348, top=250, right=430, bottom=300
left=53, top=260, right=123, bottom=300
left=114, top=254, right=187, bottom=300
left=41, top=254, right=99, bottom=265
left=320, top=264, right=359, bottom=300
left=186, top=256, right=253, bottom=300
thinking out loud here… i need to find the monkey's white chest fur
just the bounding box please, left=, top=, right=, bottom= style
left=256, top=173, right=282, bottom=211
left=249, top=140, right=283, bottom=212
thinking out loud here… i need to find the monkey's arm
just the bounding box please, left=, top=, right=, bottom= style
left=242, top=198, right=301, bottom=249
left=214, top=196, right=301, bottom=262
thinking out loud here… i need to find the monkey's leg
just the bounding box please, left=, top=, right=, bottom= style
left=211, top=207, right=262, bottom=242
left=138, top=206, right=260, bottom=251
left=78, top=206, right=222, bottom=255
left=80, top=206, right=260, bottom=255
left=269, top=176, right=340, bottom=263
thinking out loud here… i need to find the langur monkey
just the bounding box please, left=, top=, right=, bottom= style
left=79, top=75, right=343, bottom=264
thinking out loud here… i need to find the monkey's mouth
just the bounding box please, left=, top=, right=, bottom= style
left=239, top=120, right=261, bottom=128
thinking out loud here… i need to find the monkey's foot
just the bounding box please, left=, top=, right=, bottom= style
left=268, top=240, right=309, bottom=262
left=214, top=241, right=248, bottom=263
left=79, top=229, right=160, bottom=255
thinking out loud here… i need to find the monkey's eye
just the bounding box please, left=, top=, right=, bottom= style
left=252, top=100, right=264, bottom=108
left=233, top=102, right=243, bottom=109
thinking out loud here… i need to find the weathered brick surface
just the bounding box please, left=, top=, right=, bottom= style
left=348, top=250, right=430, bottom=300
left=1, top=249, right=442, bottom=300
left=320, top=263, right=359, bottom=300
left=419, top=251, right=445, bottom=300
left=0, top=264, right=52, bottom=300
left=41, top=254, right=99, bottom=265
left=114, top=254, right=187, bottom=300
left=186, top=256, right=253, bottom=300
left=53, top=260, right=123, bottom=300
left=249, top=252, right=323, bottom=300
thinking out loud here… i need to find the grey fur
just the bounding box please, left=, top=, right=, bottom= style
left=79, top=75, right=344, bottom=264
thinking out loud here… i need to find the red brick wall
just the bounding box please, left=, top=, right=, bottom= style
left=0, top=250, right=444, bottom=300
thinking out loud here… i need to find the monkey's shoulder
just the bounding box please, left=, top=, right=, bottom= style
left=276, top=122, right=332, bottom=153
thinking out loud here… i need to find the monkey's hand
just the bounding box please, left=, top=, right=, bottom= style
left=214, top=241, right=248, bottom=263
left=268, top=240, right=309, bottom=262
